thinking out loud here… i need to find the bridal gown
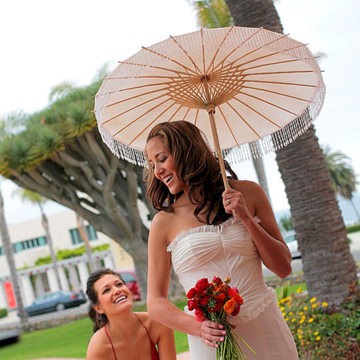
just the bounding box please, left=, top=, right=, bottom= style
left=167, top=217, right=298, bottom=359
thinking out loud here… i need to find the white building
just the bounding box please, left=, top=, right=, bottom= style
left=0, top=209, right=134, bottom=310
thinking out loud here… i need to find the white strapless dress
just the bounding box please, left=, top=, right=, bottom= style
left=167, top=217, right=298, bottom=359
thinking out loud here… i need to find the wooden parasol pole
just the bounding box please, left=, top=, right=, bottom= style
left=201, top=75, right=230, bottom=190
left=207, top=105, right=230, bottom=190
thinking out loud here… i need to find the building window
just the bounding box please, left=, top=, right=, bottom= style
left=12, top=236, right=48, bottom=254
left=69, top=224, right=97, bottom=245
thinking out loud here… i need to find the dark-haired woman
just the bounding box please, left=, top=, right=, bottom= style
left=145, top=121, right=298, bottom=359
left=86, top=268, right=176, bottom=360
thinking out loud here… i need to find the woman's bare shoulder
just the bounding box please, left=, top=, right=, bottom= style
left=86, top=328, right=108, bottom=360
left=229, top=179, right=263, bottom=193
left=152, top=210, right=172, bottom=224
left=136, top=312, right=172, bottom=338
left=150, top=211, right=172, bottom=235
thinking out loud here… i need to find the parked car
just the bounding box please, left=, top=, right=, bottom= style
left=25, top=290, right=86, bottom=317
left=0, top=327, right=21, bottom=344
left=118, top=270, right=141, bottom=301
left=284, top=231, right=301, bottom=259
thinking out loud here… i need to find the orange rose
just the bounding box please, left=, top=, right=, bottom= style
left=224, top=298, right=237, bottom=315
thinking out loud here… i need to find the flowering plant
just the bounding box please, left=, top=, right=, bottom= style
left=187, top=276, right=255, bottom=359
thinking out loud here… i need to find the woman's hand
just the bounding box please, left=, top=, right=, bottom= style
left=200, top=320, right=226, bottom=348
left=222, top=188, right=252, bottom=220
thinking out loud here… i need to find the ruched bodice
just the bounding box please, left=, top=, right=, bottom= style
left=167, top=216, right=298, bottom=359
left=167, top=217, right=275, bottom=323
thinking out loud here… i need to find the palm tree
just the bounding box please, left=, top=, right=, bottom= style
left=76, top=213, right=96, bottom=272
left=0, top=119, right=29, bottom=329
left=14, top=188, right=62, bottom=291
left=323, top=146, right=360, bottom=223
left=224, top=0, right=358, bottom=304
left=0, top=183, right=29, bottom=329
left=190, top=0, right=271, bottom=203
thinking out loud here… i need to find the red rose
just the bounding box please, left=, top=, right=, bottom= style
left=199, top=295, right=209, bottom=306
left=231, top=303, right=241, bottom=316
left=187, top=298, right=198, bottom=311
left=194, top=308, right=206, bottom=322
left=195, top=278, right=209, bottom=292
left=213, top=299, right=224, bottom=312
left=212, top=276, right=223, bottom=286
left=228, top=287, right=244, bottom=305
left=187, top=287, right=196, bottom=299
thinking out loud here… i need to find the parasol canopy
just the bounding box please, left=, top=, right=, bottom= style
left=94, top=26, right=325, bottom=185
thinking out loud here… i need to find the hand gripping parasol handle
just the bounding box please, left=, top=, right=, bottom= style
left=208, top=107, right=230, bottom=190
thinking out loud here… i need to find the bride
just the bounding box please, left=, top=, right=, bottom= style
left=145, top=120, right=299, bottom=359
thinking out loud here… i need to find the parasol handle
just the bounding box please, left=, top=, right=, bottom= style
left=208, top=108, right=230, bottom=190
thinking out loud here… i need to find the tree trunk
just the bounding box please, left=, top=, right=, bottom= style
left=0, top=186, right=29, bottom=329
left=40, top=205, right=62, bottom=291
left=276, top=126, right=358, bottom=304
left=76, top=214, right=96, bottom=272
left=225, top=0, right=358, bottom=304
left=250, top=146, right=271, bottom=204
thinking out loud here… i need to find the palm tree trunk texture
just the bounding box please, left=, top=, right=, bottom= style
left=76, top=215, right=96, bottom=272
left=276, top=126, right=358, bottom=304
left=0, top=187, right=29, bottom=329
left=40, top=206, right=62, bottom=291
left=249, top=142, right=271, bottom=204
left=225, top=0, right=358, bottom=303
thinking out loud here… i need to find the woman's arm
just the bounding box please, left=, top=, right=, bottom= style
left=224, top=180, right=292, bottom=278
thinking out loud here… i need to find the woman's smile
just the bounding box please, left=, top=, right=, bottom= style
left=146, top=136, right=187, bottom=194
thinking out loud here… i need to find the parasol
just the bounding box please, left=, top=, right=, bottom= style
left=94, top=26, right=325, bottom=188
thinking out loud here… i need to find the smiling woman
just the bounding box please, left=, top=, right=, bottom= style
left=85, top=268, right=176, bottom=360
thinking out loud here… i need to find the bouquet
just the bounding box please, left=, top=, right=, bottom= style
left=187, top=276, right=255, bottom=359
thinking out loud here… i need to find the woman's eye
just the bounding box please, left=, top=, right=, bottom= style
left=159, top=157, right=167, bottom=163
left=116, top=282, right=124, bottom=288
left=103, top=288, right=110, bottom=294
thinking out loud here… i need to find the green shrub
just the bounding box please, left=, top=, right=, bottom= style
left=0, top=308, right=8, bottom=319
left=278, top=290, right=360, bottom=359
left=346, top=223, right=360, bottom=233
left=35, top=243, right=111, bottom=265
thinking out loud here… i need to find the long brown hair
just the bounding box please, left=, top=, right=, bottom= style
left=144, top=121, right=237, bottom=225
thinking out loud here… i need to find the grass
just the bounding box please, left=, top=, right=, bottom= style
left=1, top=280, right=358, bottom=359
left=0, top=317, right=92, bottom=359
left=0, top=284, right=305, bottom=359
left=0, top=302, right=189, bottom=360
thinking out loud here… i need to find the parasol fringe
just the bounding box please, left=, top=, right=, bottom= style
left=222, top=106, right=314, bottom=163
left=98, top=105, right=317, bottom=168
left=99, top=128, right=147, bottom=167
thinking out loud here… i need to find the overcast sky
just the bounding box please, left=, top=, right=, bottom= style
left=1, top=0, right=359, bottom=224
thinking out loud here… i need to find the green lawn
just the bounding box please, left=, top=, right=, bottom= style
left=0, top=303, right=189, bottom=360
left=0, top=285, right=306, bottom=359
